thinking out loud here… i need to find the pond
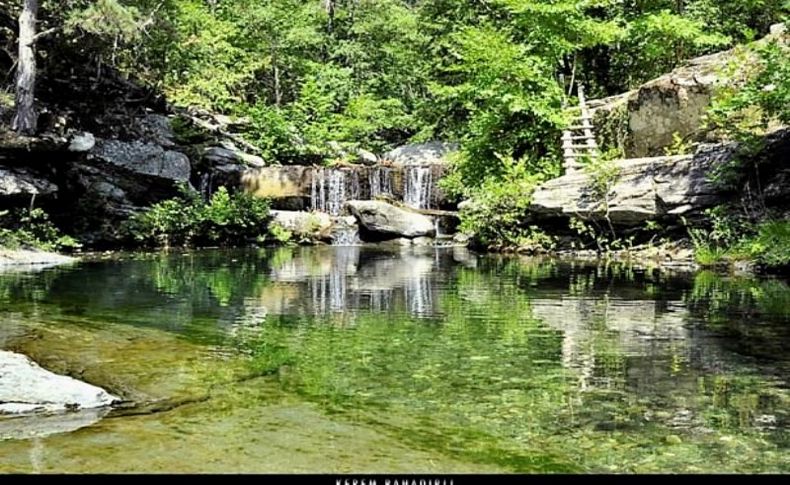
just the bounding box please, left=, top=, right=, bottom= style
left=0, top=246, right=788, bottom=473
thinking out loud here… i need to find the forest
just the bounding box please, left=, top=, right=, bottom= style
left=0, top=0, right=789, bottom=268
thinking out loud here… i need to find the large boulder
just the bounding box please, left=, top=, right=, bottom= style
left=383, top=142, right=458, bottom=166
left=590, top=26, right=788, bottom=158
left=346, top=200, right=435, bottom=239
left=530, top=143, right=735, bottom=226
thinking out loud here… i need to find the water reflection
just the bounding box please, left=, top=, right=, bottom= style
left=1, top=248, right=789, bottom=472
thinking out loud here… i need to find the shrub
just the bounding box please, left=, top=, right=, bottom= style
left=127, top=186, right=272, bottom=248
left=458, top=157, right=553, bottom=250
left=0, top=208, right=81, bottom=252
left=744, top=220, right=790, bottom=268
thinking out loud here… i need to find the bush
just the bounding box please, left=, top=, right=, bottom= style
left=0, top=208, right=81, bottom=252
left=457, top=157, right=553, bottom=250
left=127, top=186, right=272, bottom=248
left=743, top=220, right=790, bottom=268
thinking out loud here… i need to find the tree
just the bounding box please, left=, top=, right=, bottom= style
left=10, top=0, right=144, bottom=135
left=12, top=0, right=38, bottom=134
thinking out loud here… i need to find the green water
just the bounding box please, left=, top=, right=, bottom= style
left=0, top=247, right=788, bottom=473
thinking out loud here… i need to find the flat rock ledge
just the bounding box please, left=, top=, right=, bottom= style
left=0, top=350, right=119, bottom=418
left=0, top=249, right=76, bottom=270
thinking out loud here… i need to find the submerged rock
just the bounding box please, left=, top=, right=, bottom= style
left=346, top=200, right=436, bottom=239
left=0, top=350, right=119, bottom=417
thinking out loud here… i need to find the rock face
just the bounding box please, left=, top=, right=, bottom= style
left=346, top=200, right=435, bottom=239
left=0, top=167, right=58, bottom=199
left=242, top=166, right=313, bottom=210
left=0, top=350, right=118, bottom=416
left=383, top=141, right=458, bottom=166
left=590, top=26, right=788, bottom=158
left=531, top=143, right=736, bottom=226
left=90, top=139, right=191, bottom=183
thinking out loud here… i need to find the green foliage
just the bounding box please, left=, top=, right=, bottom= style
left=686, top=205, right=790, bottom=269
left=0, top=208, right=80, bottom=252
left=127, top=186, right=272, bottom=248
left=458, top=157, right=553, bottom=250
left=267, top=223, right=293, bottom=245
left=583, top=156, right=621, bottom=204
left=742, top=220, right=790, bottom=267
left=65, top=0, right=144, bottom=44
left=664, top=132, right=694, bottom=156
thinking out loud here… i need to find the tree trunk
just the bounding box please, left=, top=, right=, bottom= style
left=13, top=0, right=39, bottom=135
left=273, top=52, right=282, bottom=106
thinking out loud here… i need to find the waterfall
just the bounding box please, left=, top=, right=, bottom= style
left=311, top=168, right=347, bottom=216
left=332, top=225, right=360, bottom=246
left=369, top=167, right=394, bottom=199
left=404, top=166, right=433, bottom=209
left=199, top=172, right=214, bottom=201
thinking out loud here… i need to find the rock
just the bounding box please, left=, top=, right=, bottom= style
left=356, top=148, right=379, bottom=166
left=0, top=350, right=118, bottom=416
left=770, top=22, right=787, bottom=36
left=0, top=167, right=58, bottom=198
left=67, top=132, right=96, bottom=152
left=134, top=114, right=176, bottom=148
left=590, top=28, right=788, bottom=158
left=0, top=249, right=75, bottom=270
left=530, top=144, right=734, bottom=226
left=457, top=199, right=477, bottom=212
left=270, top=210, right=332, bottom=239
left=384, top=142, right=458, bottom=166
left=453, top=233, right=472, bottom=246
left=91, top=139, right=191, bottom=182
left=412, top=236, right=434, bottom=246
left=346, top=200, right=436, bottom=239
left=204, top=146, right=265, bottom=168
left=242, top=166, right=313, bottom=210
left=329, top=215, right=361, bottom=245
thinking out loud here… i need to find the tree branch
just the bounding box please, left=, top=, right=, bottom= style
left=29, top=26, right=59, bottom=44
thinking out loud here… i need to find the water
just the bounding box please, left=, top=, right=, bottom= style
left=0, top=248, right=788, bottom=473
left=369, top=167, right=394, bottom=199
left=404, top=167, right=432, bottom=209
left=311, top=169, right=347, bottom=216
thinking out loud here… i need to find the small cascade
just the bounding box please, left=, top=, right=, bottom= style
left=199, top=172, right=214, bottom=201
left=331, top=222, right=361, bottom=246
left=311, top=169, right=347, bottom=216
left=404, top=166, right=433, bottom=209
left=434, top=217, right=442, bottom=237
left=348, top=170, right=361, bottom=201
left=369, top=167, right=394, bottom=199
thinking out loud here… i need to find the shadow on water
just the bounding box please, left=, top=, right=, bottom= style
left=0, top=247, right=788, bottom=472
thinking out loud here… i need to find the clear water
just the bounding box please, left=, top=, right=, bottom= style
left=0, top=247, right=788, bottom=473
